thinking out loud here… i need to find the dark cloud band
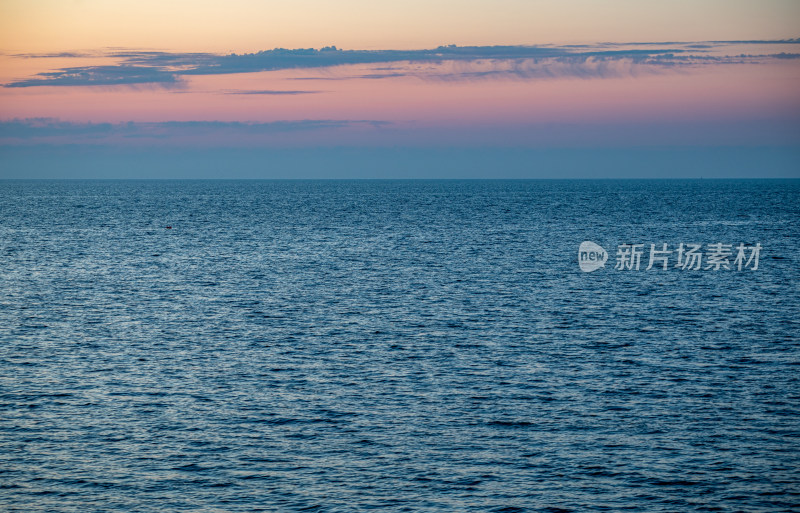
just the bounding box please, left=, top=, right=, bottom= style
left=4, top=40, right=799, bottom=88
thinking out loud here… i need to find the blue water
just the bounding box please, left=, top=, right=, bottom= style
left=1, top=179, right=798, bottom=512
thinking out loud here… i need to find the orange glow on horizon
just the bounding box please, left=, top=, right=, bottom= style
left=2, top=0, right=799, bottom=54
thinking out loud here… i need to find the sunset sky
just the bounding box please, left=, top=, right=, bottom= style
left=1, top=0, right=798, bottom=177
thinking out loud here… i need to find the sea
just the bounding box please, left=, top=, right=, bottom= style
left=1, top=179, right=798, bottom=512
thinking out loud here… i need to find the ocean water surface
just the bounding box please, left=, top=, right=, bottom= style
left=1, top=179, right=798, bottom=512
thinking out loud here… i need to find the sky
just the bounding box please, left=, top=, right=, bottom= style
left=0, top=0, right=799, bottom=178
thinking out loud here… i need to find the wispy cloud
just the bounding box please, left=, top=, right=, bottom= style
left=4, top=40, right=799, bottom=88
left=4, top=65, right=180, bottom=88
left=345, top=55, right=675, bottom=82
left=0, top=118, right=114, bottom=137
left=221, top=89, right=322, bottom=95
left=12, top=51, right=97, bottom=58
left=0, top=118, right=391, bottom=144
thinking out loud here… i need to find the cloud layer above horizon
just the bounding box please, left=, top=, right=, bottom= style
left=1, top=38, right=799, bottom=177
left=4, top=40, right=799, bottom=88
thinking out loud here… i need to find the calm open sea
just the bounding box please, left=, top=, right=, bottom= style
left=1, top=179, right=799, bottom=512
